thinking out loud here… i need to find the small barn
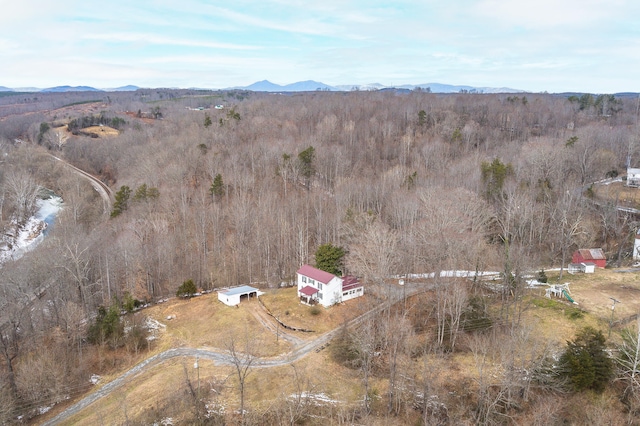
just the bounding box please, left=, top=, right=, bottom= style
left=217, top=285, right=261, bottom=306
left=572, top=248, right=606, bottom=268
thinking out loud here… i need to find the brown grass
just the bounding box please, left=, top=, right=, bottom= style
left=594, top=180, right=640, bottom=209
left=258, top=287, right=373, bottom=335
left=145, top=293, right=291, bottom=357
left=42, top=271, right=640, bottom=424
left=544, top=269, right=640, bottom=323
left=81, top=125, right=119, bottom=137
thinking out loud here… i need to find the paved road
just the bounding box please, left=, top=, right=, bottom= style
left=41, top=282, right=431, bottom=425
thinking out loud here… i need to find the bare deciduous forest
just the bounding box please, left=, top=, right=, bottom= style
left=2, top=89, right=640, bottom=424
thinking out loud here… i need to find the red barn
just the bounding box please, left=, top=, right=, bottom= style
left=572, top=248, right=606, bottom=268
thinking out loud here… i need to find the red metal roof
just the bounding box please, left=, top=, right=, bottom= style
left=297, top=264, right=336, bottom=284
left=299, top=285, right=319, bottom=296
left=576, top=248, right=606, bottom=261
left=341, top=275, right=362, bottom=291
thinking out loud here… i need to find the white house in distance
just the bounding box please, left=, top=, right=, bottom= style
left=217, top=285, right=261, bottom=306
left=296, top=264, right=364, bottom=307
left=628, top=168, right=640, bottom=187
left=634, top=229, right=640, bottom=261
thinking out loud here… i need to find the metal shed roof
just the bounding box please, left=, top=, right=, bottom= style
left=219, top=285, right=259, bottom=296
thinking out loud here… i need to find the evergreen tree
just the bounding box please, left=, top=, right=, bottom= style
left=560, top=326, right=613, bottom=392
left=315, top=243, right=346, bottom=276
left=177, top=279, right=198, bottom=298
left=210, top=173, right=225, bottom=201
left=418, top=110, right=427, bottom=126
left=111, top=185, right=131, bottom=217
left=298, top=146, right=315, bottom=189
left=38, top=122, right=50, bottom=144
left=480, top=158, right=513, bottom=200
left=132, top=183, right=159, bottom=202
left=87, top=304, right=124, bottom=347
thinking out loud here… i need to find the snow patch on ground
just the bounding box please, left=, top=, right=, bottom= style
left=398, top=270, right=501, bottom=280
left=0, top=196, right=62, bottom=263
left=288, top=392, right=339, bottom=405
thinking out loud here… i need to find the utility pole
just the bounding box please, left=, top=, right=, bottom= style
left=609, top=297, right=621, bottom=338
left=194, top=355, right=200, bottom=400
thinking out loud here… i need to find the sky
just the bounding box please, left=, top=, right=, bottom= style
left=1, top=1, right=639, bottom=93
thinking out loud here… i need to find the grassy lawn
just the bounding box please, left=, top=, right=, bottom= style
left=594, top=180, right=640, bottom=209
left=258, top=287, right=374, bottom=335
left=145, top=293, right=291, bottom=357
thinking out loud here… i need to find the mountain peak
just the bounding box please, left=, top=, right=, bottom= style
left=234, top=80, right=524, bottom=93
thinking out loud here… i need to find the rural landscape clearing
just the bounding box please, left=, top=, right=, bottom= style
left=2, top=87, right=640, bottom=425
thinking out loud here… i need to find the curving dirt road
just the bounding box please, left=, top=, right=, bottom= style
left=48, top=154, right=113, bottom=216
left=41, top=282, right=430, bottom=425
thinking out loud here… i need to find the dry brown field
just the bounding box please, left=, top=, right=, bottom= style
left=40, top=271, right=640, bottom=425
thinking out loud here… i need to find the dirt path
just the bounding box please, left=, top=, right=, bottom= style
left=41, top=282, right=432, bottom=425
left=249, top=301, right=305, bottom=346
left=48, top=154, right=113, bottom=216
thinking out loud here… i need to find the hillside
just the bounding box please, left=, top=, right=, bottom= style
left=38, top=269, right=640, bottom=425
left=2, top=89, right=640, bottom=424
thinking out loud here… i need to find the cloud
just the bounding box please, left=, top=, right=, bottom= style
left=475, top=0, right=633, bottom=29
left=83, top=33, right=260, bottom=50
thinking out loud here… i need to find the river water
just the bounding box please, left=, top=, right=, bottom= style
left=0, top=195, right=63, bottom=263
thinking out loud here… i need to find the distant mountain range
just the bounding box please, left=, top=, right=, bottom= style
left=0, top=85, right=141, bottom=92
left=0, top=81, right=523, bottom=93
left=1, top=81, right=634, bottom=95
left=233, top=80, right=524, bottom=94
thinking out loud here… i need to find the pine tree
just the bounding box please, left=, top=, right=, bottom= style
left=177, top=279, right=198, bottom=298
left=111, top=185, right=131, bottom=217
left=298, top=146, right=315, bottom=189
left=315, top=243, right=346, bottom=276
left=210, top=174, right=225, bottom=201
left=560, top=326, right=613, bottom=392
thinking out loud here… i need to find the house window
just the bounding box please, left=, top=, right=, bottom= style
left=318, top=282, right=323, bottom=290
left=343, top=292, right=348, bottom=296
left=318, top=292, right=323, bottom=300
left=302, top=276, right=307, bottom=283
left=309, top=279, right=315, bottom=285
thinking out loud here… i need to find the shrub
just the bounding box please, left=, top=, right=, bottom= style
left=176, top=279, right=198, bottom=298
left=87, top=304, right=124, bottom=348
left=330, top=326, right=361, bottom=368
left=309, top=305, right=321, bottom=316
left=537, top=269, right=548, bottom=283
left=461, top=296, right=492, bottom=332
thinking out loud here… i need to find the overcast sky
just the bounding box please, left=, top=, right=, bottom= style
left=1, top=1, right=639, bottom=93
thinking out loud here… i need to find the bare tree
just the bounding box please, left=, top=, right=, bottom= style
left=346, top=219, right=399, bottom=299
left=3, top=167, right=40, bottom=225
left=617, top=319, right=640, bottom=419
left=550, top=190, right=589, bottom=279
left=226, top=331, right=257, bottom=423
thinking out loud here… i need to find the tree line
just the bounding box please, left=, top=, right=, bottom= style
left=1, top=88, right=640, bottom=422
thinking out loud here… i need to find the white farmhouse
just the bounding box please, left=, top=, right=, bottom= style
left=296, top=264, right=364, bottom=307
